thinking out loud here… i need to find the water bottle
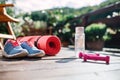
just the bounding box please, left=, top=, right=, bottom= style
left=75, top=27, right=85, bottom=58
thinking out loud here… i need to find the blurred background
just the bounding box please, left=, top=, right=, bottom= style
left=0, top=0, right=120, bottom=50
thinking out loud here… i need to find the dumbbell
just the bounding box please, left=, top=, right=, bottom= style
left=79, top=52, right=100, bottom=58
left=83, top=54, right=110, bottom=64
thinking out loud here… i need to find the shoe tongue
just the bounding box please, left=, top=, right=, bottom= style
left=26, top=41, right=34, bottom=47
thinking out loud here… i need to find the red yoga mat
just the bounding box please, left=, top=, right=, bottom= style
left=17, top=35, right=61, bottom=56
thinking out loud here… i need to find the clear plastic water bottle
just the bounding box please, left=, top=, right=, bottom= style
left=75, top=27, right=85, bottom=58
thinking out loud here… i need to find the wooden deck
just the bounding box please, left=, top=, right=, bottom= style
left=0, top=48, right=120, bottom=80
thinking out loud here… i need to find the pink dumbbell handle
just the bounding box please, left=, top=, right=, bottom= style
left=84, top=54, right=110, bottom=64
left=79, top=52, right=99, bottom=58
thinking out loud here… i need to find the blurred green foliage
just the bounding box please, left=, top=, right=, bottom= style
left=85, top=23, right=107, bottom=41
left=0, top=0, right=120, bottom=43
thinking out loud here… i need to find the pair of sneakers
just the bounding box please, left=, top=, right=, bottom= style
left=3, top=39, right=45, bottom=58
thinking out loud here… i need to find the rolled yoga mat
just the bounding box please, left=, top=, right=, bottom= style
left=17, top=35, right=61, bottom=56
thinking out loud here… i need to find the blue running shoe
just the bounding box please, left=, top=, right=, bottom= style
left=3, top=39, right=28, bottom=58
left=21, top=41, right=45, bottom=57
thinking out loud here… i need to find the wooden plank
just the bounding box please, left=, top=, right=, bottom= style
left=0, top=42, right=3, bottom=50
left=6, top=22, right=16, bottom=39
left=0, top=34, right=14, bottom=39
left=0, top=4, right=14, bottom=7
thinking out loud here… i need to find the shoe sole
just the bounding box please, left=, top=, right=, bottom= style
left=2, top=50, right=28, bottom=58
left=28, top=51, right=45, bottom=57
